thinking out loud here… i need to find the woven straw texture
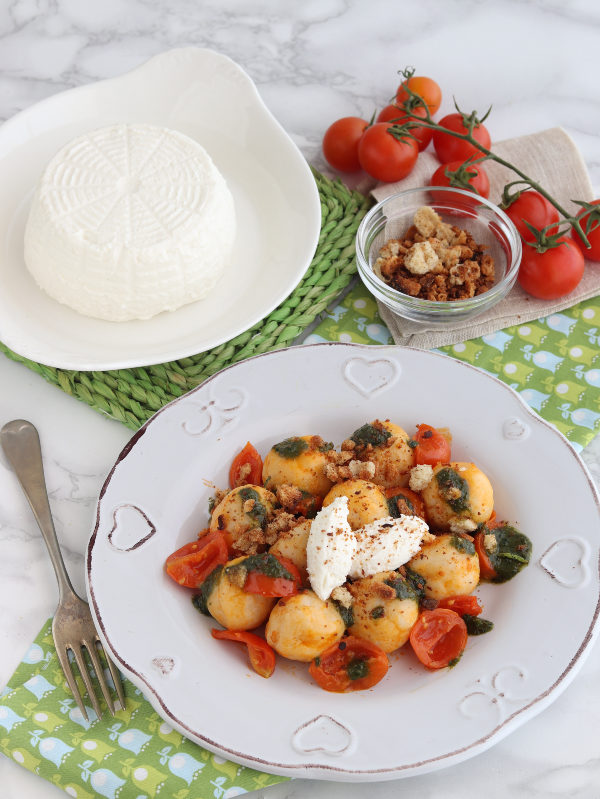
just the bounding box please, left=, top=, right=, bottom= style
left=0, top=171, right=372, bottom=430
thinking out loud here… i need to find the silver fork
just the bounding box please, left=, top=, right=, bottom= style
left=1, top=419, right=125, bottom=722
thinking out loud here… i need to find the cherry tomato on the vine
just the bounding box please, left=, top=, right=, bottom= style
left=357, top=123, right=419, bottom=183
left=572, top=199, right=600, bottom=262
left=433, top=113, right=491, bottom=164
left=518, top=237, right=585, bottom=300
left=503, top=190, right=560, bottom=242
left=322, top=116, right=369, bottom=172
left=376, top=104, right=432, bottom=151
left=430, top=160, right=490, bottom=199
left=396, top=76, right=442, bottom=115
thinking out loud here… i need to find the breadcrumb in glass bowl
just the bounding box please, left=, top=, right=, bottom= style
left=356, top=186, right=522, bottom=327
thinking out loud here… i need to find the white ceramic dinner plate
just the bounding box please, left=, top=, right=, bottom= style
left=86, top=343, right=600, bottom=781
left=0, top=48, right=320, bottom=370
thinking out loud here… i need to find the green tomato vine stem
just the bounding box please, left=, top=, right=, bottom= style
left=392, top=73, right=591, bottom=250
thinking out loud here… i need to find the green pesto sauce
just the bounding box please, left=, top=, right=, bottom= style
left=230, top=553, right=294, bottom=581
left=239, top=486, right=268, bottom=528
left=463, top=614, right=494, bottom=635
left=385, top=572, right=420, bottom=602
left=486, top=525, right=532, bottom=583
left=450, top=534, right=476, bottom=556
left=387, top=492, right=414, bottom=518
left=273, top=437, right=308, bottom=459
left=346, top=657, right=369, bottom=681
left=350, top=423, right=391, bottom=448
left=370, top=605, right=385, bottom=619
left=448, top=652, right=463, bottom=669
left=436, top=467, right=470, bottom=513
left=191, top=565, right=223, bottom=616
left=334, top=601, right=354, bottom=628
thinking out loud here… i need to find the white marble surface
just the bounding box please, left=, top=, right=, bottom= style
left=1, top=1, right=600, bottom=797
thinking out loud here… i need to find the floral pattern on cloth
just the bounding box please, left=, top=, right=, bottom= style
left=0, top=620, right=287, bottom=798
left=307, top=282, right=600, bottom=452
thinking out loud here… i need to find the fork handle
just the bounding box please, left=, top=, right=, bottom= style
left=1, top=419, right=76, bottom=602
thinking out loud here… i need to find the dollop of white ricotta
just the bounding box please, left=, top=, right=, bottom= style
left=349, top=515, right=429, bottom=579
left=306, top=497, right=356, bottom=601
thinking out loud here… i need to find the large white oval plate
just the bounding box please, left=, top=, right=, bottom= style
left=0, top=48, right=320, bottom=369
left=86, top=343, right=600, bottom=781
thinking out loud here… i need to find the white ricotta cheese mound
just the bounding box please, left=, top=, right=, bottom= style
left=307, top=497, right=356, bottom=601
left=24, top=124, right=236, bottom=321
left=349, top=515, right=429, bottom=579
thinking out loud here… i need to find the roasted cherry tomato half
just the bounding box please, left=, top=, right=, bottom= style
left=211, top=629, right=276, bottom=678
left=384, top=485, right=427, bottom=520
left=243, top=555, right=303, bottom=597
left=229, top=441, right=263, bottom=488
left=437, top=595, right=483, bottom=616
left=309, top=635, right=389, bottom=692
left=166, top=530, right=229, bottom=588
left=412, top=424, right=451, bottom=466
left=409, top=609, right=468, bottom=670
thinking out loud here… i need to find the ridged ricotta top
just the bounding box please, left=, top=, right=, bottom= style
left=24, top=124, right=236, bottom=321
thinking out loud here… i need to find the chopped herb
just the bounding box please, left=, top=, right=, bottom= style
left=370, top=605, right=385, bottom=619
left=405, top=567, right=427, bottom=602
left=485, top=525, right=532, bottom=583
left=191, top=565, right=223, bottom=616
left=350, top=423, right=391, bottom=448
left=408, top=439, right=418, bottom=449
left=387, top=492, right=414, bottom=518
left=333, top=600, right=354, bottom=628
left=273, top=437, right=309, bottom=459
left=208, top=495, right=217, bottom=515
left=436, top=467, right=470, bottom=513
left=338, top=641, right=347, bottom=650
left=385, top=573, right=419, bottom=602
left=230, top=553, right=294, bottom=581
left=463, top=614, right=494, bottom=635
left=448, top=652, right=463, bottom=668
left=314, top=656, right=321, bottom=667
left=239, top=486, right=268, bottom=528
left=422, top=429, right=433, bottom=439
left=346, top=657, right=369, bottom=681
left=450, top=534, right=476, bottom=556
left=318, top=441, right=334, bottom=452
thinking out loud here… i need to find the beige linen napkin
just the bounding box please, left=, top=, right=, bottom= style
left=370, top=128, right=599, bottom=348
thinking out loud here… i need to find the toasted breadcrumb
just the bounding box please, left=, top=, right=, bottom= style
left=236, top=463, right=252, bottom=484
left=404, top=241, right=441, bottom=276
left=414, top=206, right=442, bottom=238
left=234, top=527, right=265, bottom=555
left=226, top=564, right=248, bottom=588
left=449, top=517, right=478, bottom=534
left=409, top=464, right=434, bottom=492
left=264, top=510, right=304, bottom=545
left=325, top=460, right=376, bottom=483
left=242, top=498, right=256, bottom=513
left=484, top=532, right=498, bottom=552
left=276, top=483, right=304, bottom=513
left=331, top=585, right=353, bottom=608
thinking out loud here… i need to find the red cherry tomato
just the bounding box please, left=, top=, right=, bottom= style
left=433, top=113, right=491, bottom=164
left=430, top=159, right=490, bottom=199
left=377, top=104, right=432, bottom=151
left=572, top=199, right=600, bottom=261
left=384, top=485, right=427, bottom=520
left=309, top=635, right=389, bottom=692
left=229, top=442, right=263, bottom=489
left=358, top=123, right=419, bottom=183
left=211, top=629, right=276, bottom=678
left=503, top=190, right=560, bottom=242
left=518, top=238, right=585, bottom=300
left=322, top=116, right=369, bottom=172
left=243, top=555, right=303, bottom=597
left=396, top=76, right=442, bottom=115
left=165, top=530, right=229, bottom=588
left=474, top=532, right=498, bottom=581
left=409, top=609, right=468, bottom=670
left=437, top=595, right=483, bottom=616
left=413, top=424, right=451, bottom=466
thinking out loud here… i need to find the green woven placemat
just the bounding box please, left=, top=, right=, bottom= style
left=0, top=170, right=372, bottom=430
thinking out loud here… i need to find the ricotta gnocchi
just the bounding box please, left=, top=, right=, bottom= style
left=24, top=123, right=235, bottom=321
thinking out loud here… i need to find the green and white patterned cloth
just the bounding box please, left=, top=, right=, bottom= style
left=307, top=282, right=600, bottom=452
left=0, top=621, right=287, bottom=797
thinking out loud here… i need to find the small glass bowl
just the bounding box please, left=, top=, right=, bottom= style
left=355, top=186, right=522, bottom=327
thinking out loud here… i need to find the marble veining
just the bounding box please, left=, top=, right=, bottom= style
left=1, top=1, right=600, bottom=798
